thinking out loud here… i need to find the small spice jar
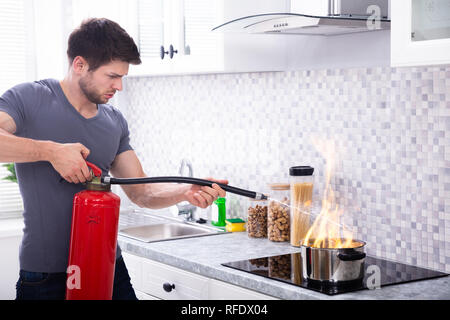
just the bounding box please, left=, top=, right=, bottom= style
left=267, top=183, right=290, bottom=242
left=289, top=166, right=314, bottom=247
left=247, top=199, right=268, bottom=238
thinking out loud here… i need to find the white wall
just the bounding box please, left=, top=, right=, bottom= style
left=285, top=29, right=391, bottom=70
left=120, top=64, right=450, bottom=273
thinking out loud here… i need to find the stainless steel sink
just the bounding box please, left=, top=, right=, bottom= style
left=118, top=222, right=226, bottom=243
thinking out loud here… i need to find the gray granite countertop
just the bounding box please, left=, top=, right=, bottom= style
left=117, top=208, right=450, bottom=300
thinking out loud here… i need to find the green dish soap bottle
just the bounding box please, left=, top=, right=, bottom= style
left=211, top=197, right=226, bottom=227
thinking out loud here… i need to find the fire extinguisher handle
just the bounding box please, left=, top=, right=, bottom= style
left=85, top=161, right=102, bottom=177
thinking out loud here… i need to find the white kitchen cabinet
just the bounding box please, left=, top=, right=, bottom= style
left=130, top=0, right=172, bottom=75
left=0, top=219, right=23, bottom=300
left=129, top=0, right=288, bottom=76
left=141, top=258, right=210, bottom=300
left=122, top=251, right=209, bottom=300
left=122, top=252, right=159, bottom=300
left=121, top=251, right=143, bottom=292
left=121, top=251, right=278, bottom=300
left=391, top=0, right=450, bottom=67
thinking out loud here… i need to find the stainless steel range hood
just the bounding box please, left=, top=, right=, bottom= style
left=212, top=0, right=390, bottom=36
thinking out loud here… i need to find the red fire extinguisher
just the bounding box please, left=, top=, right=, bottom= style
left=64, top=161, right=267, bottom=300
left=66, top=161, right=120, bottom=300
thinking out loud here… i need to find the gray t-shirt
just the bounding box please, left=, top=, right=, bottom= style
left=0, top=79, right=132, bottom=272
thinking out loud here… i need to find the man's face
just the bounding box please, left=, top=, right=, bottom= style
left=78, top=60, right=129, bottom=104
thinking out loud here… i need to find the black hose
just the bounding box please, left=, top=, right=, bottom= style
left=102, top=176, right=267, bottom=200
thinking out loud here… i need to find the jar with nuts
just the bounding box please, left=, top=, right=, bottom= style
left=247, top=199, right=268, bottom=238
left=267, top=183, right=290, bottom=242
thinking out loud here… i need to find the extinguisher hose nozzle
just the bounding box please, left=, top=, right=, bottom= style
left=102, top=176, right=265, bottom=200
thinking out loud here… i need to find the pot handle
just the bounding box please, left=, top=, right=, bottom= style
left=338, top=252, right=366, bottom=261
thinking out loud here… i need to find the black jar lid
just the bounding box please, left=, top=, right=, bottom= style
left=289, top=166, right=314, bottom=176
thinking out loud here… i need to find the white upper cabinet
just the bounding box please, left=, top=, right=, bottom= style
left=129, top=0, right=288, bottom=76
left=131, top=0, right=172, bottom=75
left=391, top=0, right=450, bottom=67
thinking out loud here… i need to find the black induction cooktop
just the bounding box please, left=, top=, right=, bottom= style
left=222, top=253, right=448, bottom=296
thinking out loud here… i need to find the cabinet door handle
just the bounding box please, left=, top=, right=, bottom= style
left=160, top=45, right=169, bottom=60
left=169, top=44, right=178, bottom=59
left=163, top=282, right=175, bottom=292
left=160, top=45, right=178, bottom=60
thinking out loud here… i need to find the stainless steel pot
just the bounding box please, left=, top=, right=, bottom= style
left=301, top=238, right=366, bottom=284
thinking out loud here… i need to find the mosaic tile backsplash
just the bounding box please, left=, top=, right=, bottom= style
left=116, top=65, right=450, bottom=273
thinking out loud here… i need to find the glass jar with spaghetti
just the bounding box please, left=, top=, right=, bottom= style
left=289, top=166, right=314, bottom=247
left=267, top=183, right=290, bottom=242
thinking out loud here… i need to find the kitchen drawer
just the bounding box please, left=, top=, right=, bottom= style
left=141, top=259, right=209, bottom=300
left=209, top=278, right=278, bottom=300
left=122, top=251, right=279, bottom=300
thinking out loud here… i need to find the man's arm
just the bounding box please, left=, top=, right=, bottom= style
left=110, top=150, right=227, bottom=209
left=0, top=111, right=53, bottom=163
left=0, top=111, right=92, bottom=183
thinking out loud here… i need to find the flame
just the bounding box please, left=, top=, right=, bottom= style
left=302, top=138, right=356, bottom=249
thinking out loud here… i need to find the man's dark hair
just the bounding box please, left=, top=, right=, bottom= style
left=67, top=18, right=141, bottom=71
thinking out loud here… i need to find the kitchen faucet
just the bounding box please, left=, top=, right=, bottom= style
left=176, top=159, right=197, bottom=222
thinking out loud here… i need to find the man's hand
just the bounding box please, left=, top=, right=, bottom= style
left=47, top=142, right=92, bottom=184
left=183, top=177, right=228, bottom=209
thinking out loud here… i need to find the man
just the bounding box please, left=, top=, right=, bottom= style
left=0, top=18, right=227, bottom=300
